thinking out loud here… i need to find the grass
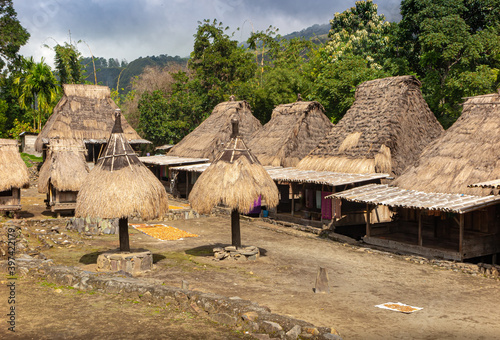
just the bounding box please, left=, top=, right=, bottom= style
left=21, top=152, right=43, bottom=167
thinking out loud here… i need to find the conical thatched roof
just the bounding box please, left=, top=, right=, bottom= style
left=247, top=100, right=333, bottom=167
left=38, top=139, right=89, bottom=193
left=75, top=111, right=168, bottom=220
left=189, top=118, right=279, bottom=214
left=168, top=99, right=262, bottom=161
left=298, top=76, right=443, bottom=176
left=0, top=139, right=29, bottom=191
left=35, top=84, right=148, bottom=152
left=394, top=92, right=500, bottom=196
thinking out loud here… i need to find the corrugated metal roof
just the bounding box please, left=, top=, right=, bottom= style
left=139, top=155, right=209, bottom=166
left=327, top=184, right=500, bottom=214
left=469, top=179, right=500, bottom=189
left=170, top=164, right=389, bottom=187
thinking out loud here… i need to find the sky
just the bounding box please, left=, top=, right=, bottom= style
left=15, top=0, right=402, bottom=67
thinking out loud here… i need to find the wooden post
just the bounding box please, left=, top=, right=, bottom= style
left=459, top=214, right=464, bottom=255
left=119, top=217, right=130, bottom=252
left=291, top=184, right=295, bottom=217
left=418, top=210, right=423, bottom=246
left=231, top=209, right=241, bottom=248
left=366, top=204, right=371, bottom=237
left=185, top=171, right=189, bottom=198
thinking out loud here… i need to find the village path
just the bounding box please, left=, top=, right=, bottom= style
left=9, top=186, right=500, bottom=339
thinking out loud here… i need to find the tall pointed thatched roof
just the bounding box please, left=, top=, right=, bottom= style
left=38, top=139, right=89, bottom=194
left=75, top=111, right=168, bottom=220
left=394, top=92, right=500, bottom=196
left=247, top=100, right=333, bottom=167
left=168, top=99, right=262, bottom=161
left=35, top=84, right=149, bottom=152
left=298, top=76, right=443, bottom=176
left=0, top=139, right=29, bottom=191
left=189, top=117, right=279, bottom=214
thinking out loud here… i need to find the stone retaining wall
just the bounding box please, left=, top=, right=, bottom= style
left=6, top=257, right=341, bottom=340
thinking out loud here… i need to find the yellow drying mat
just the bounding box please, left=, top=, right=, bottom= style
left=131, top=224, right=198, bottom=241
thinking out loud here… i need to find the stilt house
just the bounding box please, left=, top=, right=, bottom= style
left=0, top=139, right=29, bottom=215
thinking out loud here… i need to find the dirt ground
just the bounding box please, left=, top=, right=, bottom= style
left=3, top=186, right=500, bottom=339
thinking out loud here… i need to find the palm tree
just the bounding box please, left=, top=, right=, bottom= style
left=13, top=57, right=60, bottom=130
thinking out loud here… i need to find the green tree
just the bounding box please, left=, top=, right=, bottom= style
left=0, top=0, right=29, bottom=72
left=54, top=42, right=82, bottom=84
left=399, top=0, right=500, bottom=126
left=13, top=57, right=60, bottom=130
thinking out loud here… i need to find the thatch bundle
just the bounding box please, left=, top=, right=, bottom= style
left=298, top=76, right=443, bottom=176
left=38, top=139, right=89, bottom=193
left=35, top=84, right=147, bottom=152
left=394, top=92, right=500, bottom=196
left=168, top=99, right=262, bottom=161
left=247, top=100, right=333, bottom=167
left=189, top=118, right=279, bottom=215
left=75, top=112, right=168, bottom=221
left=0, top=139, right=29, bottom=191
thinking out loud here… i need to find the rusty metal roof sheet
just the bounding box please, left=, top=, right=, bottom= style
left=170, top=164, right=389, bottom=187
left=327, top=183, right=500, bottom=214
left=469, top=179, right=500, bottom=189
left=138, top=155, right=209, bottom=166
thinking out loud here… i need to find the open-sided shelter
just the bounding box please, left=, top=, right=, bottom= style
left=76, top=110, right=169, bottom=252
left=38, top=139, right=89, bottom=216
left=0, top=139, right=29, bottom=216
left=168, top=98, right=262, bottom=162
left=35, top=84, right=149, bottom=162
left=188, top=117, right=279, bottom=247
left=298, top=75, right=443, bottom=177
left=247, top=99, right=333, bottom=168
left=330, top=92, right=500, bottom=261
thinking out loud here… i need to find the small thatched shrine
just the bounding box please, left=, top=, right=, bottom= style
left=189, top=117, right=279, bottom=249
left=38, top=139, right=89, bottom=216
left=298, top=75, right=443, bottom=177
left=247, top=99, right=333, bottom=168
left=168, top=98, right=262, bottom=161
left=330, top=91, right=500, bottom=261
left=0, top=139, right=29, bottom=216
left=35, top=84, right=149, bottom=162
left=76, top=110, right=169, bottom=273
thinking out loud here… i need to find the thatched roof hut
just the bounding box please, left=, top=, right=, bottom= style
left=76, top=111, right=169, bottom=221
left=247, top=100, right=333, bottom=167
left=0, top=139, right=29, bottom=191
left=394, top=92, right=500, bottom=196
left=168, top=99, right=262, bottom=161
left=35, top=84, right=149, bottom=152
left=189, top=117, right=279, bottom=247
left=298, top=76, right=443, bottom=176
left=38, top=139, right=89, bottom=194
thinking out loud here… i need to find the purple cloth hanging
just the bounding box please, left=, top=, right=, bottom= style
left=248, top=195, right=262, bottom=214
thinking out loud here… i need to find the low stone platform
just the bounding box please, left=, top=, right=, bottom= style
left=96, top=249, right=153, bottom=274
left=213, top=245, right=260, bottom=261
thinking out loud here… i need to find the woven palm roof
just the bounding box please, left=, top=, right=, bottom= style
left=38, top=139, right=89, bottom=193
left=247, top=100, right=333, bottom=167
left=35, top=84, right=149, bottom=152
left=168, top=99, right=262, bottom=161
left=188, top=117, right=278, bottom=214
left=0, top=139, right=29, bottom=191
left=75, top=111, right=168, bottom=220
left=298, top=75, right=443, bottom=176
left=394, top=92, right=500, bottom=196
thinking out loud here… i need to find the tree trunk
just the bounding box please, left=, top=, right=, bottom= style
left=119, top=217, right=130, bottom=252
left=231, top=209, right=241, bottom=248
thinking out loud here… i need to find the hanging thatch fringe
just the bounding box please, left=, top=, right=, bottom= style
left=298, top=75, right=443, bottom=176
left=394, top=92, right=500, bottom=196
left=168, top=100, right=262, bottom=161
left=247, top=101, right=333, bottom=167
left=0, top=139, right=30, bottom=191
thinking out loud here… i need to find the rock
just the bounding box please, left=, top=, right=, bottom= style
left=209, top=312, right=238, bottom=326
left=286, top=325, right=302, bottom=339
left=241, top=311, right=259, bottom=322
left=182, top=280, right=189, bottom=290
left=322, top=333, right=342, bottom=340
left=261, top=321, right=283, bottom=335
left=303, top=327, right=320, bottom=336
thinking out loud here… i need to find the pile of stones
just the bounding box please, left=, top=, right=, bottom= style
left=213, top=245, right=260, bottom=261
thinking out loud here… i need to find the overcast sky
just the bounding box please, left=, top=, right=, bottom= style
left=15, top=0, right=402, bottom=67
